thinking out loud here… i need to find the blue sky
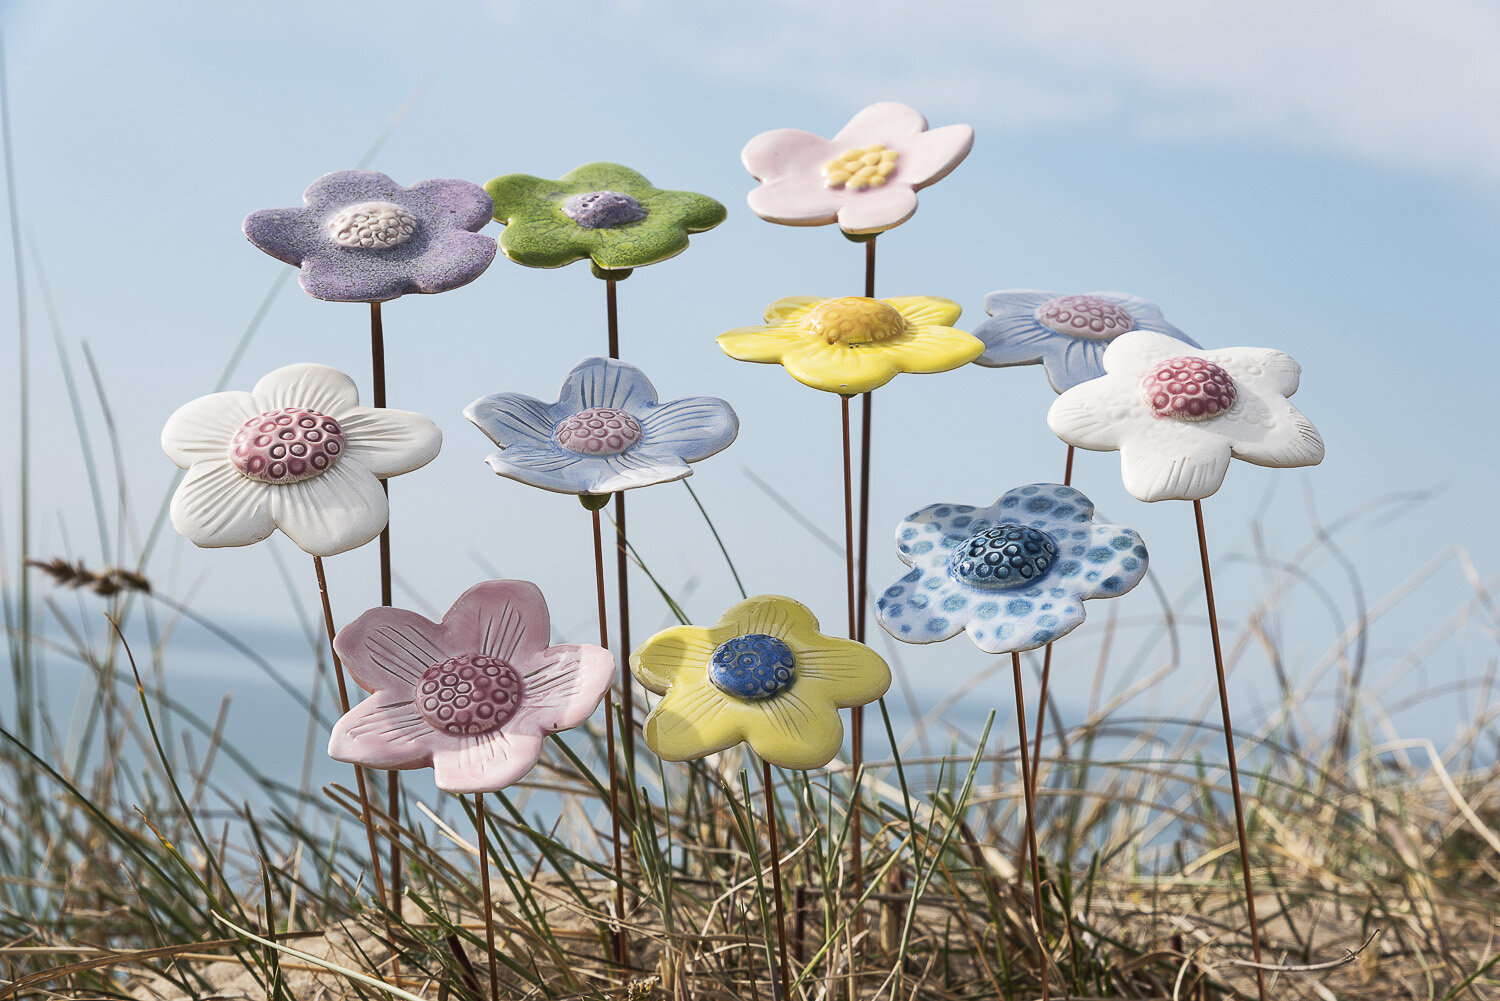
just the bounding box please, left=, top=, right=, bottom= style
left=3, top=0, right=1498, bottom=766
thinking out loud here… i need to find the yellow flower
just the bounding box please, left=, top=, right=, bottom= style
left=630, top=595, right=891, bottom=770
left=717, top=295, right=982, bottom=395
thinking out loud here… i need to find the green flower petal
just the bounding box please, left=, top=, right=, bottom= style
left=485, top=174, right=568, bottom=224
left=560, top=161, right=657, bottom=196
left=647, top=189, right=728, bottom=233
left=498, top=216, right=591, bottom=269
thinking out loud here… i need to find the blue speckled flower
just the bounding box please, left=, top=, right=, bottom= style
left=464, top=357, right=738, bottom=496
left=244, top=170, right=497, bottom=303
left=876, top=483, right=1149, bottom=654
left=972, top=290, right=1198, bottom=392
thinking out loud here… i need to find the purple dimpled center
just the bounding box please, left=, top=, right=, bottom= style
left=230, top=407, right=345, bottom=484
left=415, top=653, right=526, bottom=736
left=554, top=407, right=643, bottom=455
left=1036, top=295, right=1136, bottom=341
left=561, top=190, right=648, bottom=229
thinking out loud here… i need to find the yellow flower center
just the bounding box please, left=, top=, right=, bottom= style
left=804, top=297, right=909, bottom=345
left=821, top=144, right=899, bottom=190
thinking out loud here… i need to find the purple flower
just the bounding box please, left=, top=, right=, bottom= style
left=244, top=170, right=497, bottom=303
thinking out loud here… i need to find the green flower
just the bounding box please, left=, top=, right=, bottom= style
left=484, top=162, right=726, bottom=277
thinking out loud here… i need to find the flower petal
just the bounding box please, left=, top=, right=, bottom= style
left=335, top=608, right=447, bottom=694
left=328, top=693, right=440, bottom=770
left=882, top=326, right=984, bottom=375
left=1101, top=330, right=1194, bottom=378
left=875, top=567, right=971, bottom=645
left=243, top=208, right=313, bottom=265
left=484, top=173, right=558, bottom=223
left=1042, top=336, right=1111, bottom=392
left=990, top=483, right=1097, bottom=531
left=794, top=641, right=890, bottom=709
left=589, top=448, right=693, bottom=492
left=1118, top=424, right=1233, bottom=502
left=1223, top=395, right=1325, bottom=469
left=169, top=461, right=274, bottom=549
left=746, top=175, right=842, bottom=227
left=898, top=123, right=975, bottom=189
left=966, top=593, right=1087, bottom=654
left=431, top=730, right=546, bottom=794
left=833, top=102, right=929, bottom=145
left=631, top=624, right=717, bottom=695
left=716, top=325, right=812, bottom=364
left=403, top=229, right=498, bottom=295
left=465, top=392, right=562, bottom=449
left=741, top=128, right=836, bottom=181
left=497, top=216, right=587, bottom=269
left=894, top=502, right=989, bottom=569
left=763, top=297, right=825, bottom=324
left=744, top=689, right=844, bottom=770
left=269, top=461, right=388, bottom=556
left=835, top=185, right=918, bottom=235
left=561, top=162, right=656, bottom=196
left=1047, top=377, right=1140, bottom=452
left=336, top=407, right=442, bottom=478
left=887, top=295, right=963, bottom=328
left=557, top=357, right=659, bottom=413
left=459, top=579, right=553, bottom=665
left=972, top=312, right=1056, bottom=369
left=483, top=444, right=598, bottom=494
left=636, top=396, right=738, bottom=463
left=779, top=340, right=902, bottom=395
left=301, top=169, right=403, bottom=210
left=510, top=643, right=614, bottom=735
left=407, top=177, right=494, bottom=231
left=644, top=189, right=728, bottom=233
left=644, top=675, right=744, bottom=761
left=1211, top=346, right=1302, bottom=397
left=253, top=363, right=361, bottom=416
left=161, top=391, right=258, bottom=469
left=1067, top=524, right=1150, bottom=599
left=715, top=594, right=823, bottom=646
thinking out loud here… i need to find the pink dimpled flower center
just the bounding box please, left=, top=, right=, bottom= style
left=415, top=653, right=526, bottom=736
left=1036, top=295, right=1136, bottom=341
left=1140, top=356, right=1238, bottom=422
left=230, top=407, right=345, bottom=484
left=553, top=407, right=643, bottom=455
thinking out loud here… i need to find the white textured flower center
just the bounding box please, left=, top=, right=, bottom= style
left=415, top=654, right=525, bottom=736
left=822, top=144, right=899, bottom=190
left=554, top=407, right=642, bottom=455
left=1036, top=295, right=1136, bottom=341
left=230, top=408, right=345, bottom=484
left=327, top=201, right=417, bottom=250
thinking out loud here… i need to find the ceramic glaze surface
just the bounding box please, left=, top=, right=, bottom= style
left=876, top=484, right=1149, bottom=655
left=485, top=162, right=725, bottom=272
left=243, top=171, right=496, bottom=302
left=466, top=357, right=738, bottom=496
left=743, top=101, right=974, bottom=234
left=630, top=595, right=890, bottom=770
left=1048, top=330, right=1324, bottom=502
left=162, top=363, right=441, bottom=557
left=328, top=580, right=614, bottom=794
left=972, top=290, right=1199, bottom=393
left=717, top=295, right=980, bottom=395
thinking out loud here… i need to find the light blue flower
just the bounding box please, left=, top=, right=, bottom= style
left=465, top=357, right=738, bottom=496
left=876, top=483, right=1148, bottom=654
left=972, top=290, right=1198, bottom=392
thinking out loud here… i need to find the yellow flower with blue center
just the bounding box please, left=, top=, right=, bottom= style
left=717, top=295, right=982, bottom=395
left=630, top=595, right=890, bottom=770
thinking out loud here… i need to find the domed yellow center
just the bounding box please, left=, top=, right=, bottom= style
left=804, top=297, right=909, bottom=345
left=822, top=144, right=899, bottom=190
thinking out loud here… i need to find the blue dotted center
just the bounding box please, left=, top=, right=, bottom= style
left=948, top=524, right=1059, bottom=590
left=561, top=190, right=648, bottom=229
left=707, top=633, right=795, bottom=701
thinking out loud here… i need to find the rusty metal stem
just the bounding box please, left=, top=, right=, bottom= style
left=1011, top=653, right=1050, bottom=1000
left=593, top=509, right=628, bottom=970
left=764, top=759, right=792, bottom=1000
left=474, top=792, right=500, bottom=1001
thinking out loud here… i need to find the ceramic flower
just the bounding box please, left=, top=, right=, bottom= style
left=973, top=290, right=1200, bottom=393
left=631, top=595, right=890, bottom=770
left=328, top=580, right=613, bottom=794
left=1047, top=331, right=1325, bottom=502
left=484, top=162, right=726, bottom=275
left=162, top=363, right=441, bottom=557
left=465, top=357, right=738, bottom=497
left=877, top=484, right=1148, bottom=654
left=742, top=102, right=974, bottom=235
left=243, top=170, right=496, bottom=302
left=717, top=295, right=982, bottom=395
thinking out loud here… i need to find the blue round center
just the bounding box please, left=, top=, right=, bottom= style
left=561, top=190, right=648, bottom=230
left=949, top=524, right=1059, bottom=590
left=707, top=633, right=795, bottom=701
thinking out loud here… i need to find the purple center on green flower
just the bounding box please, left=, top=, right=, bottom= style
left=561, top=190, right=648, bottom=229
left=1036, top=295, right=1136, bottom=341
left=326, top=201, right=418, bottom=250
left=415, top=653, right=526, bottom=736
left=708, top=634, right=795, bottom=701
left=230, top=408, right=345, bottom=484
left=949, top=525, right=1058, bottom=590
left=554, top=407, right=643, bottom=455
left=1140, top=356, right=1237, bottom=421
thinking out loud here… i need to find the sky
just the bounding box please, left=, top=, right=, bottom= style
left=2, top=0, right=1498, bottom=789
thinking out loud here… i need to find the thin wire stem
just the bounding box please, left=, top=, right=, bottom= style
left=312, top=556, right=394, bottom=969
left=593, top=508, right=627, bottom=970
left=763, top=759, right=791, bottom=1000
left=474, top=792, right=500, bottom=1001
left=1011, top=653, right=1050, bottom=999
left=1194, top=499, right=1268, bottom=1001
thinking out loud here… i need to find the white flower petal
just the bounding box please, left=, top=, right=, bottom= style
left=161, top=390, right=258, bottom=468
left=1101, top=330, right=1196, bottom=377
left=1047, top=376, right=1146, bottom=452
left=1118, top=424, right=1233, bottom=502
left=1210, top=346, right=1302, bottom=398
left=252, top=363, right=361, bottom=415
left=269, top=461, right=388, bottom=557
left=431, top=730, right=546, bottom=794
left=337, top=407, right=442, bottom=478
left=169, top=461, right=274, bottom=549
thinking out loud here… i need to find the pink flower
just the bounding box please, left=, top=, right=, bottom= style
left=742, top=102, right=974, bottom=235
left=328, top=580, right=614, bottom=794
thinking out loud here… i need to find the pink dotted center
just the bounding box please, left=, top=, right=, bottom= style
left=1036, top=295, right=1136, bottom=341
left=553, top=407, right=642, bottom=455
left=230, top=408, right=345, bottom=484
left=1140, top=356, right=1238, bottom=422
left=415, top=653, right=526, bottom=736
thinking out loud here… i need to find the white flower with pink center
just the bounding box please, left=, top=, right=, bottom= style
left=1047, top=331, right=1324, bottom=502
left=162, top=363, right=442, bottom=556
left=328, top=580, right=614, bottom=794
left=741, top=102, right=974, bottom=235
